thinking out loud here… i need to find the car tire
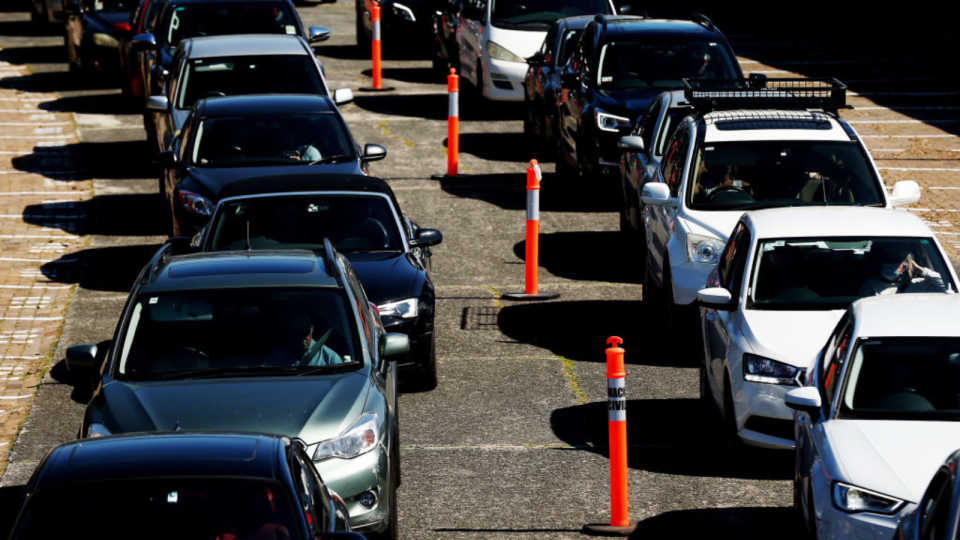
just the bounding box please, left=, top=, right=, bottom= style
left=410, top=333, right=438, bottom=392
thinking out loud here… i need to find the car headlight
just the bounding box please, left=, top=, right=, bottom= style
left=313, top=412, right=379, bottom=461
left=93, top=33, right=119, bottom=48
left=378, top=298, right=419, bottom=319
left=178, top=190, right=215, bottom=216
left=595, top=109, right=631, bottom=133
left=87, top=423, right=112, bottom=438
left=391, top=2, right=416, bottom=22
left=486, top=41, right=524, bottom=63
left=687, top=233, right=724, bottom=264
left=743, top=353, right=801, bottom=385
left=833, top=482, right=905, bottom=515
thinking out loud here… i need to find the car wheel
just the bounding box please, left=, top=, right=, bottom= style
left=410, top=333, right=438, bottom=392
left=356, top=12, right=371, bottom=53
left=723, top=374, right=743, bottom=453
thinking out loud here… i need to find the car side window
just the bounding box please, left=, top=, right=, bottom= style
left=661, top=126, right=689, bottom=197
left=636, top=98, right=662, bottom=149
left=821, top=315, right=853, bottom=408
left=289, top=448, right=327, bottom=534
left=177, top=112, right=194, bottom=163
left=716, top=222, right=746, bottom=290
left=342, top=257, right=377, bottom=352
left=541, top=25, right=556, bottom=64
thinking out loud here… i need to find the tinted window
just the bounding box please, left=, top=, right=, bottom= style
left=661, top=127, right=689, bottom=197
left=165, top=2, right=299, bottom=47
left=12, top=479, right=301, bottom=540
left=688, top=141, right=885, bottom=210
left=210, top=195, right=403, bottom=253
left=656, top=107, right=690, bottom=156
left=192, top=114, right=354, bottom=168
left=717, top=223, right=750, bottom=292
left=115, top=288, right=361, bottom=380
left=177, top=56, right=324, bottom=110
left=490, top=0, right=610, bottom=28
left=596, top=40, right=737, bottom=90
left=749, top=236, right=953, bottom=310
left=822, top=317, right=852, bottom=407
left=636, top=98, right=661, bottom=150
left=839, top=337, right=960, bottom=420
left=83, top=0, right=136, bottom=12
left=290, top=449, right=328, bottom=534
left=558, top=28, right=582, bottom=66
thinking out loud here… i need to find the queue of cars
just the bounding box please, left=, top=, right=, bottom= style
left=15, top=1, right=960, bottom=539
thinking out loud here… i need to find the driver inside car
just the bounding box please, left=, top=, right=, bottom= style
left=694, top=160, right=752, bottom=199
left=265, top=309, right=344, bottom=367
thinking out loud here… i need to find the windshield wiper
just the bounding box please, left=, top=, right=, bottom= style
left=295, top=363, right=358, bottom=376
left=308, top=155, right=355, bottom=166
left=155, top=366, right=300, bottom=380
left=338, top=248, right=401, bottom=253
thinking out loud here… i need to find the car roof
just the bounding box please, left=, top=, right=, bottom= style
left=596, top=18, right=722, bottom=39
left=143, top=250, right=340, bottom=293
left=183, top=34, right=308, bottom=59
left=32, top=433, right=286, bottom=488
left=851, top=294, right=960, bottom=338
left=218, top=174, right=399, bottom=206
left=661, top=89, right=689, bottom=108
left=700, top=110, right=850, bottom=143
left=200, top=94, right=335, bottom=117
left=558, top=15, right=593, bottom=30
left=743, top=207, right=933, bottom=240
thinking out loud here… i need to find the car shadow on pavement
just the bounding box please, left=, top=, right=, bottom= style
left=0, top=19, right=59, bottom=37
left=14, top=140, right=156, bottom=181
left=40, top=244, right=162, bottom=292
left=550, top=399, right=793, bottom=480
left=0, top=70, right=121, bottom=93
left=630, top=506, right=804, bottom=540
left=458, top=132, right=536, bottom=163
left=39, top=93, right=142, bottom=115
left=47, top=356, right=101, bottom=404
left=361, top=67, right=441, bottom=85
left=438, top=173, right=619, bottom=213
left=512, top=232, right=644, bottom=284
left=0, top=45, right=64, bottom=64
left=351, top=92, right=524, bottom=122
left=497, top=300, right=694, bottom=367
left=24, top=193, right=169, bottom=237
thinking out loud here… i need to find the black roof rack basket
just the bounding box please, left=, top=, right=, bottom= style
left=682, top=78, right=848, bottom=114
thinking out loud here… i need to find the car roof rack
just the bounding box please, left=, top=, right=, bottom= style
left=682, top=78, right=848, bottom=115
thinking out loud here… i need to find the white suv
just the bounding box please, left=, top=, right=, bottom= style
left=641, top=78, right=921, bottom=330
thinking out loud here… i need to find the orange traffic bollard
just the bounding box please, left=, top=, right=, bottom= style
left=583, top=337, right=637, bottom=536
left=359, top=1, right=394, bottom=92
left=502, top=160, right=559, bottom=300
left=447, top=68, right=459, bottom=177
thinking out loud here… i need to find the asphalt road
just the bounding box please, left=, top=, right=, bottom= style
left=1, top=2, right=959, bottom=538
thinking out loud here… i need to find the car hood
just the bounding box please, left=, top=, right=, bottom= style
left=84, top=11, right=130, bottom=32
left=101, top=373, right=369, bottom=444
left=347, top=252, right=420, bottom=305
left=827, top=420, right=960, bottom=503
left=184, top=163, right=364, bottom=200
left=595, top=88, right=661, bottom=122
left=487, top=25, right=548, bottom=60
left=740, top=310, right=844, bottom=368
left=682, top=208, right=744, bottom=243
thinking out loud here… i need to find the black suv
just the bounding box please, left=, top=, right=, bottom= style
left=556, top=14, right=742, bottom=181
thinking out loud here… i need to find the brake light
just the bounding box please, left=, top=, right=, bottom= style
left=112, top=22, right=131, bottom=33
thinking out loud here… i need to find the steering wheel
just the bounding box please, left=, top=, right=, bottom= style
left=153, top=346, right=211, bottom=372
left=706, top=184, right=751, bottom=202
left=203, top=91, right=226, bottom=99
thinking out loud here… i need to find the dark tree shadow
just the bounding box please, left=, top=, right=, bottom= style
left=13, top=140, right=156, bottom=181
left=0, top=19, right=60, bottom=36
left=0, top=70, right=122, bottom=93
left=630, top=506, right=804, bottom=539
left=360, top=67, right=440, bottom=85
left=439, top=173, right=619, bottom=213
left=40, top=244, right=162, bottom=292
left=352, top=92, right=525, bottom=122
left=24, top=193, right=168, bottom=237
left=512, top=231, right=643, bottom=283
left=551, top=399, right=793, bottom=479
left=0, top=45, right=64, bottom=64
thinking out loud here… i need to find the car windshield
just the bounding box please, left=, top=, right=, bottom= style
left=597, top=40, right=738, bottom=90
left=749, top=237, right=955, bottom=311
left=839, top=338, right=960, bottom=421
left=192, top=114, right=354, bottom=167
left=177, top=56, right=325, bottom=110
left=491, top=0, right=610, bottom=28
left=165, top=3, right=299, bottom=47
left=115, top=288, right=361, bottom=381
left=12, top=478, right=301, bottom=540
left=84, top=0, right=136, bottom=13
left=210, top=195, right=404, bottom=253
left=687, top=141, right=885, bottom=210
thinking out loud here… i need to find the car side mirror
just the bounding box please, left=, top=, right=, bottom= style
left=617, top=4, right=631, bottom=13
left=526, top=52, right=546, bottom=66
left=785, top=387, right=822, bottom=419
left=165, top=236, right=196, bottom=255
left=308, top=26, right=331, bottom=44
left=618, top=135, right=644, bottom=153
left=560, top=72, right=580, bottom=89
left=66, top=344, right=104, bottom=371
left=131, top=32, right=157, bottom=51
left=153, top=150, right=176, bottom=168
left=146, top=95, right=168, bottom=112
left=641, top=182, right=676, bottom=207
left=380, top=333, right=410, bottom=358
left=889, top=180, right=921, bottom=207
left=697, top=287, right=736, bottom=311
left=410, top=228, right=443, bottom=248
left=362, top=143, right=387, bottom=162
left=333, top=88, right=354, bottom=106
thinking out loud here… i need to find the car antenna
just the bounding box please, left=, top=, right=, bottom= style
left=245, top=220, right=251, bottom=254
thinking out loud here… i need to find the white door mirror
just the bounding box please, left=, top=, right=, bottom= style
left=889, top=180, right=921, bottom=207
left=641, top=182, right=675, bottom=207
left=618, top=135, right=644, bottom=153
left=333, top=88, right=354, bottom=106
left=146, top=95, right=169, bottom=112
left=697, top=287, right=734, bottom=310
left=785, top=387, right=822, bottom=417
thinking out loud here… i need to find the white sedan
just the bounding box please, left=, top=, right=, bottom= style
left=787, top=293, right=960, bottom=540
left=698, top=206, right=957, bottom=450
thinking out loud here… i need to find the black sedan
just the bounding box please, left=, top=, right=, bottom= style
left=196, top=175, right=443, bottom=390
left=356, top=0, right=436, bottom=51
left=523, top=15, right=590, bottom=153
left=154, top=94, right=386, bottom=236
left=7, top=432, right=355, bottom=539
left=64, top=0, right=135, bottom=75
